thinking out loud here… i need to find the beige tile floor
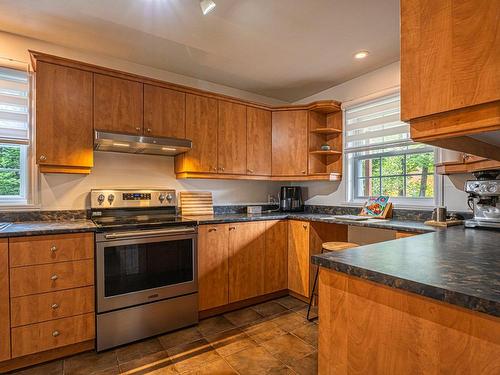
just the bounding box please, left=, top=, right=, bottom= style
left=12, top=296, right=319, bottom=375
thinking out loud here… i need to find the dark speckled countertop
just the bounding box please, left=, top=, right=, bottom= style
left=0, top=220, right=96, bottom=238
left=312, top=226, right=500, bottom=317
left=184, top=212, right=435, bottom=233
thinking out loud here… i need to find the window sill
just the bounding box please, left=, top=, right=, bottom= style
left=342, top=200, right=435, bottom=211
left=0, top=203, right=41, bottom=211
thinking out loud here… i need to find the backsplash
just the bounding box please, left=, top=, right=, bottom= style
left=0, top=210, right=89, bottom=222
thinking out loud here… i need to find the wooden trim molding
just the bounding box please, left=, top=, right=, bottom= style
left=176, top=172, right=341, bottom=181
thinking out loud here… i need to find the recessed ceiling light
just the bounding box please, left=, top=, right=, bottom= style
left=354, top=50, right=369, bottom=59
left=200, top=0, right=216, bottom=15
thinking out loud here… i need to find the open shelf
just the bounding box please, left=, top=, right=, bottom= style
left=310, top=127, right=342, bottom=135
left=309, top=150, right=342, bottom=155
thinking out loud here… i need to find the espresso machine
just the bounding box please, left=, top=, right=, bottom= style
left=464, top=171, right=500, bottom=229
left=279, top=186, right=304, bottom=212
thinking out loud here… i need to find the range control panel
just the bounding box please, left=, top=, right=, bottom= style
left=465, top=180, right=498, bottom=196
left=90, top=189, right=176, bottom=209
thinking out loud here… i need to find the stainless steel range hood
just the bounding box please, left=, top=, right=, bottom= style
left=94, top=131, right=192, bottom=156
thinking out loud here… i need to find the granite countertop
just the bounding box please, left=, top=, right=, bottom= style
left=0, top=220, right=96, bottom=238
left=185, top=212, right=436, bottom=233
left=312, top=226, right=500, bottom=317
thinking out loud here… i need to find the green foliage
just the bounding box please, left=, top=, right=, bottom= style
left=0, top=145, right=21, bottom=196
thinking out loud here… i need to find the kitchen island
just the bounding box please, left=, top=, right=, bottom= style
left=312, top=227, right=500, bottom=374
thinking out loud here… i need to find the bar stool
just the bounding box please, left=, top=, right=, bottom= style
left=307, top=241, right=359, bottom=321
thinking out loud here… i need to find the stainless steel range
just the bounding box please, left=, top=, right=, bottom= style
left=91, top=189, right=198, bottom=351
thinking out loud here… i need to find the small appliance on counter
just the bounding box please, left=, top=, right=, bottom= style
left=464, top=170, right=500, bottom=229
left=279, top=186, right=304, bottom=212
left=90, top=189, right=199, bottom=351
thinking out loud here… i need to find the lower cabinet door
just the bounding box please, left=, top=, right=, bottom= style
left=0, top=239, right=10, bottom=361
left=228, top=222, right=266, bottom=303
left=11, top=313, right=95, bottom=358
left=288, top=220, right=310, bottom=297
left=264, top=220, right=288, bottom=293
left=198, top=224, right=230, bottom=311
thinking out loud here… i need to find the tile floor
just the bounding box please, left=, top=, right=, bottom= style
left=12, top=296, right=319, bottom=375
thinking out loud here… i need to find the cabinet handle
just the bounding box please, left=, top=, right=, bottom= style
left=135, top=127, right=141, bottom=132
left=51, top=303, right=59, bottom=309
left=302, top=224, right=308, bottom=229
left=301, top=170, right=306, bottom=174
left=146, top=128, right=152, bottom=133
left=39, top=155, right=47, bottom=162
left=50, top=245, right=57, bottom=252
left=208, top=228, right=217, bottom=232
left=219, top=167, right=225, bottom=172
left=52, top=330, right=60, bottom=337
left=247, top=169, right=254, bottom=173
left=212, top=167, right=217, bottom=172
left=229, top=226, right=236, bottom=231
left=50, top=275, right=58, bottom=281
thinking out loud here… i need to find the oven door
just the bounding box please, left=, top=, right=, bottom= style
left=96, top=227, right=197, bottom=313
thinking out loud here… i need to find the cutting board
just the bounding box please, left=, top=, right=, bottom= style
left=179, top=191, right=214, bottom=216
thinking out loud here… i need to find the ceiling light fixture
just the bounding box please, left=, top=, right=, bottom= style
left=354, top=50, right=370, bottom=59
left=200, top=0, right=216, bottom=15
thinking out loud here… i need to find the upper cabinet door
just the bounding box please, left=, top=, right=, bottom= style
left=144, top=85, right=186, bottom=138
left=272, top=110, right=308, bottom=176
left=94, top=74, right=143, bottom=135
left=177, top=94, right=218, bottom=173
left=247, top=107, right=272, bottom=176
left=36, top=62, right=93, bottom=173
left=218, top=101, right=247, bottom=174
left=401, top=0, right=500, bottom=121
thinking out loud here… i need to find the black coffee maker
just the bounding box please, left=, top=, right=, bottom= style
left=280, top=186, right=303, bottom=212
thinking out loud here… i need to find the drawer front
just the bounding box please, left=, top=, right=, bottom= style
left=11, top=286, right=94, bottom=327
left=10, top=259, right=94, bottom=297
left=9, top=233, right=94, bottom=267
left=11, top=313, right=95, bottom=358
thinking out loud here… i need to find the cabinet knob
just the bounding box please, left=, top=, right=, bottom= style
left=219, top=167, right=225, bottom=172
left=229, top=226, right=236, bottom=231
left=303, top=224, right=308, bottom=229
left=39, top=155, right=47, bottom=162
left=51, top=303, right=59, bottom=309
left=301, top=170, right=306, bottom=174
left=50, top=275, right=58, bottom=281
left=135, top=127, right=141, bottom=132
left=146, top=128, right=152, bottom=133
left=212, top=167, right=217, bottom=172
left=247, top=169, right=254, bottom=173
left=50, top=245, right=57, bottom=252
left=52, top=330, right=60, bottom=337
left=208, top=228, right=217, bottom=232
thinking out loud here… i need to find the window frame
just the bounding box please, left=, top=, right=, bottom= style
left=0, top=61, right=37, bottom=208
left=344, top=92, right=439, bottom=208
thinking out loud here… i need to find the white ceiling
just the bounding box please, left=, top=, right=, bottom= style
left=0, top=0, right=400, bottom=102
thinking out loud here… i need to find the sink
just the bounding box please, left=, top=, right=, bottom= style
left=0, top=223, right=11, bottom=231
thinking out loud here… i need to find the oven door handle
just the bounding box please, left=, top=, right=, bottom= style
left=104, top=227, right=196, bottom=240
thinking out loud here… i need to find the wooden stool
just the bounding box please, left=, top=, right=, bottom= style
left=307, top=241, right=359, bottom=321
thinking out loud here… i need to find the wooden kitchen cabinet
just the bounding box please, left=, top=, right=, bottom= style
left=228, top=222, right=266, bottom=303
left=287, top=220, right=310, bottom=298
left=272, top=111, right=309, bottom=176
left=436, top=153, right=500, bottom=175
left=401, top=0, right=500, bottom=160
left=218, top=101, right=247, bottom=174
left=198, top=224, right=229, bottom=311
left=247, top=107, right=272, bottom=176
left=35, top=61, right=93, bottom=174
left=264, top=220, right=288, bottom=294
left=94, top=74, right=144, bottom=135
left=175, top=94, right=218, bottom=174
left=0, top=239, right=10, bottom=361
left=144, top=85, right=186, bottom=138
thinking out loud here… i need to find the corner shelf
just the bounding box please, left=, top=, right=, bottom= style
left=310, top=128, right=342, bottom=135
left=309, top=150, right=342, bottom=155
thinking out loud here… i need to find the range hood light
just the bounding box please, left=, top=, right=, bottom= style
left=112, top=142, right=130, bottom=147
left=200, top=0, right=216, bottom=15
left=162, top=147, right=177, bottom=151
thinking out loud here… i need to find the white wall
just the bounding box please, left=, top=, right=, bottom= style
left=0, top=32, right=285, bottom=210
left=294, top=62, right=471, bottom=212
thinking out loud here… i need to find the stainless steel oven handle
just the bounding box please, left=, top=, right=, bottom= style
left=104, top=227, right=196, bottom=240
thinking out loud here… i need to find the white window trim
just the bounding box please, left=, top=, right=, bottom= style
left=343, top=88, right=441, bottom=209
left=0, top=60, right=39, bottom=209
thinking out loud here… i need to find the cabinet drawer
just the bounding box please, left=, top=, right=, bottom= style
left=9, top=233, right=94, bottom=267
left=11, top=286, right=94, bottom=327
left=10, top=259, right=94, bottom=297
left=11, top=313, right=95, bottom=358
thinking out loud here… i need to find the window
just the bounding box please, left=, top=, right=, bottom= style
left=0, top=65, right=31, bottom=205
left=345, top=93, right=436, bottom=206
